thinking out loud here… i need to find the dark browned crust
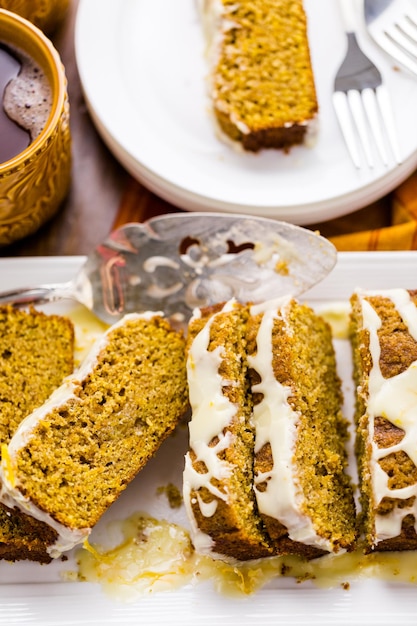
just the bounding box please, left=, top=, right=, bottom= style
left=215, top=110, right=309, bottom=153
left=363, top=515, right=417, bottom=554
left=373, top=416, right=405, bottom=449
left=0, top=504, right=58, bottom=563
left=258, top=512, right=328, bottom=560
left=188, top=492, right=273, bottom=561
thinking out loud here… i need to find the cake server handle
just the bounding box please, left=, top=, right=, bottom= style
left=0, top=283, right=75, bottom=307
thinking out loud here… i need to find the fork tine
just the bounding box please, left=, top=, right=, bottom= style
left=404, top=6, right=417, bottom=34
left=347, top=89, right=375, bottom=167
left=333, top=85, right=401, bottom=169
left=376, top=34, right=417, bottom=74
left=371, top=7, right=417, bottom=77
left=335, top=1, right=402, bottom=169
left=398, top=11, right=417, bottom=42
left=333, top=90, right=376, bottom=168
left=332, top=91, right=363, bottom=168
left=386, top=18, right=417, bottom=58
left=361, top=87, right=389, bottom=165
left=374, top=85, right=402, bottom=164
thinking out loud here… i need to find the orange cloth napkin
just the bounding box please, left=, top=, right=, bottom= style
left=113, top=171, right=417, bottom=252
left=325, top=171, right=417, bottom=251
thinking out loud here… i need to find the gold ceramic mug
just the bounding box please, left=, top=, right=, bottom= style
left=0, top=0, right=70, bottom=34
left=0, top=9, right=71, bottom=245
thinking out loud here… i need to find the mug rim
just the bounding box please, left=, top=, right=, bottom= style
left=0, top=8, right=67, bottom=172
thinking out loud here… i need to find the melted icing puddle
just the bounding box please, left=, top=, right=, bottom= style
left=72, top=513, right=417, bottom=602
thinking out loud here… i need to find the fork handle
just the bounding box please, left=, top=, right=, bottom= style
left=338, top=0, right=359, bottom=32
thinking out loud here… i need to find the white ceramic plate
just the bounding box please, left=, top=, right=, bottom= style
left=2, top=253, right=417, bottom=624
left=74, top=0, right=417, bottom=225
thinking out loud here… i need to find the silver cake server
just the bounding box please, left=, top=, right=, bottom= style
left=0, top=213, right=336, bottom=324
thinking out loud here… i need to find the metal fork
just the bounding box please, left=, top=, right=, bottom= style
left=333, top=0, right=402, bottom=168
left=365, top=0, right=417, bottom=77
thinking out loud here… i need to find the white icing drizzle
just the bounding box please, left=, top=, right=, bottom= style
left=198, top=0, right=241, bottom=79
left=183, top=300, right=239, bottom=555
left=0, top=312, right=161, bottom=558
left=184, top=297, right=335, bottom=556
left=249, top=299, right=334, bottom=552
left=357, top=289, right=417, bottom=543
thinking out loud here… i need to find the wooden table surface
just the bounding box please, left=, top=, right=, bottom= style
left=0, top=0, right=394, bottom=259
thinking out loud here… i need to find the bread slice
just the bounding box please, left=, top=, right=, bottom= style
left=184, top=301, right=274, bottom=561
left=0, top=313, right=189, bottom=558
left=350, top=289, right=417, bottom=552
left=200, top=0, right=318, bottom=151
left=0, top=306, right=74, bottom=563
left=184, top=298, right=356, bottom=561
left=248, top=298, right=356, bottom=557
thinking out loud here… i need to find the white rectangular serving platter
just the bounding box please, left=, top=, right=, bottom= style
left=0, top=252, right=417, bottom=626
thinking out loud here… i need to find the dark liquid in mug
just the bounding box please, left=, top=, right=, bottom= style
left=0, top=42, right=52, bottom=164
left=0, top=45, right=30, bottom=162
